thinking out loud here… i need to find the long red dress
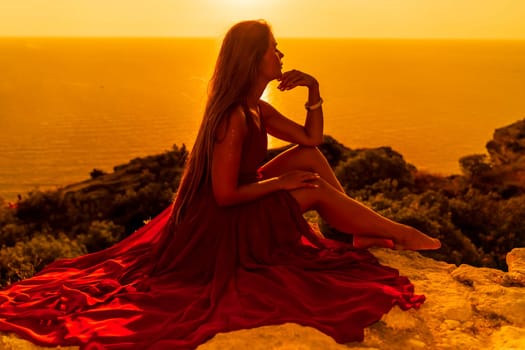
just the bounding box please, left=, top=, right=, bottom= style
left=0, top=114, right=424, bottom=349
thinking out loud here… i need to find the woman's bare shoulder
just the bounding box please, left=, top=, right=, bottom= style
left=258, top=99, right=274, bottom=112
left=216, top=105, right=249, bottom=140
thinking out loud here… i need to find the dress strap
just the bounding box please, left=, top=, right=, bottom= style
left=241, top=103, right=251, bottom=119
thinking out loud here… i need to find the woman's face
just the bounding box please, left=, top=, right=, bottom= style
left=259, top=33, right=284, bottom=82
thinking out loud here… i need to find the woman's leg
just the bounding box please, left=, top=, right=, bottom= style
left=259, top=146, right=431, bottom=249
left=289, top=177, right=440, bottom=250
left=260, top=145, right=389, bottom=247
left=259, top=145, right=345, bottom=192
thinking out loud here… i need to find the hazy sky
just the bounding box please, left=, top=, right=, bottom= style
left=1, top=0, right=524, bottom=39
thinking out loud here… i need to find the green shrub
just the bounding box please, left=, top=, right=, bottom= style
left=0, top=233, right=86, bottom=286
left=77, top=220, right=124, bottom=253
left=0, top=223, right=29, bottom=247
left=335, top=147, right=415, bottom=191
left=450, top=189, right=525, bottom=269
left=459, top=154, right=492, bottom=178
left=90, top=168, right=107, bottom=179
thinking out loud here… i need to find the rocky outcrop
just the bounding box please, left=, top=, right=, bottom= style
left=2, top=248, right=524, bottom=350
left=487, top=119, right=525, bottom=167
left=484, top=119, right=525, bottom=188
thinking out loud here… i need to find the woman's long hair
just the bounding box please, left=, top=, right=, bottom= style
left=169, top=20, right=271, bottom=226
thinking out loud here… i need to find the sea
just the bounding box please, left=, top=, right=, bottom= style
left=1, top=37, right=524, bottom=201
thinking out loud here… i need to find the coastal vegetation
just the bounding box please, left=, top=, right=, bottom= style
left=1, top=120, right=525, bottom=286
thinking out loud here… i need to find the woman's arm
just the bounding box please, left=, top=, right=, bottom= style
left=212, top=106, right=319, bottom=206
left=260, top=70, right=323, bottom=146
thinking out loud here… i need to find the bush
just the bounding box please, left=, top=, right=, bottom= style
left=0, top=201, right=28, bottom=247
left=335, top=147, right=415, bottom=191
left=0, top=223, right=29, bottom=247
left=77, top=220, right=124, bottom=253
left=459, top=154, right=492, bottom=178
left=90, top=168, right=107, bottom=179
left=0, top=233, right=86, bottom=286
left=450, top=189, right=525, bottom=269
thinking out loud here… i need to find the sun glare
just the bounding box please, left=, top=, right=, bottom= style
left=1, top=1, right=525, bottom=38
left=222, top=0, right=262, bottom=7
left=211, top=0, right=269, bottom=19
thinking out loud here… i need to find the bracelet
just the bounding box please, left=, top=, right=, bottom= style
left=305, top=98, right=323, bottom=111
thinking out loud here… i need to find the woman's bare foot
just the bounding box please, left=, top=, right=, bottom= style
left=392, top=224, right=441, bottom=251
left=353, top=235, right=395, bottom=249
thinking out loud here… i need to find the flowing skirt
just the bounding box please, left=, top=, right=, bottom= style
left=0, top=190, right=424, bottom=349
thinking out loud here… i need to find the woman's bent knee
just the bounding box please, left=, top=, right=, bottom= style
left=296, top=145, right=322, bottom=158
left=288, top=178, right=331, bottom=212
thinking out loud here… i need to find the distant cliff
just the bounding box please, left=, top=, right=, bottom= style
left=487, top=119, right=525, bottom=167
left=486, top=119, right=525, bottom=188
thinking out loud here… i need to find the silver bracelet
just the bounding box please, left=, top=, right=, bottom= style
left=305, top=98, right=323, bottom=111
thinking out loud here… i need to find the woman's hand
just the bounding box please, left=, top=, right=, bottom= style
left=277, top=170, right=320, bottom=190
left=277, top=70, right=318, bottom=91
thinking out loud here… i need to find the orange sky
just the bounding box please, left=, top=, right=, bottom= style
left=1, top=0, right=524, bottom=39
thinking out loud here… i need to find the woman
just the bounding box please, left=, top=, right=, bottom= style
left=0, top=20, right=440, bottom=349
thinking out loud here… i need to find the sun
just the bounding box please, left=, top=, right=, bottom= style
left=208, top=0, right=271, bottom=24
left=217, top=0, right=268, bottom=14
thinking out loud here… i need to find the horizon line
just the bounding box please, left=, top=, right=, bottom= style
left=1, top=35, right=525, bottom=41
